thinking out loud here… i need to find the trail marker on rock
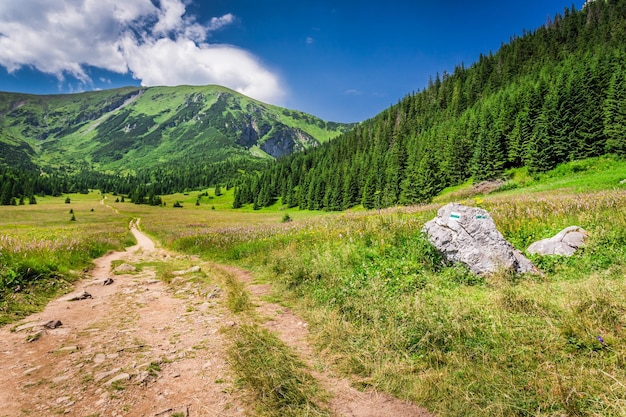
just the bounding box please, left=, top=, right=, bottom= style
left=423, top=203, right=537, bottom=275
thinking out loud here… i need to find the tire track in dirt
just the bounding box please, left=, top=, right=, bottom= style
left=214, top=264, right=435, bottom=417
left=0, top=222, right=245, bottom=417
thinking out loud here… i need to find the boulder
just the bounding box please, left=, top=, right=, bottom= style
left=527, top=226, right=587, bottom=256
left=423, top=203, right=536, bottom=275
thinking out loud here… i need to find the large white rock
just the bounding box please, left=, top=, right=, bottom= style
left=423, top=203, right=536, bottom=275
left=527, top=226, right=587, bottom=256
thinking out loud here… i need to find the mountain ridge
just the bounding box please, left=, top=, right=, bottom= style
left=0, top=84, right=354, bottom=173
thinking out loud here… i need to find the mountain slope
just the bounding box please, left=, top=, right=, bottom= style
left=0, top=85, right=354, bottom=172
left=235, top=0, right=626, bottom=211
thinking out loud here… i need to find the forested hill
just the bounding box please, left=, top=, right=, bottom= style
left=0, top=85, right=353, bottom=204
left=235, top=0, right=626, bottom=211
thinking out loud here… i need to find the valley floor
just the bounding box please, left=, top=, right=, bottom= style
left=0, top=221, right=431, bottom=417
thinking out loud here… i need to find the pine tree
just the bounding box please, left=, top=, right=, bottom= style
left=232, top=186, right=243, bottom=209
left=361, top=169, right=378, bottom=209
left=604, top=64, right=626, bottom=155
left=1, top=181, right=13, bottom=205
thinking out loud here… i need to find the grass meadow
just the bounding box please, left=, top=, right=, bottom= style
left=123, top=157, right=626, bottom=417
left=2, top=157, right=626, bottom=416
left=0, top=192, right=133, bottom=324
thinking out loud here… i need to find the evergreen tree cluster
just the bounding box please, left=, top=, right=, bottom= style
left=0, top=156, right=268, bottom=205
left=235, top=0, right=626, bottom=210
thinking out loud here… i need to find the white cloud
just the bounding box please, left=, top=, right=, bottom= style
left=306, top=37, right=314, bottom=44
left=122, top=37, right=283, bottom=102
left=345, top=89, right=362, bottom=95
left=207, top=13, right=235, bottom=32
left=0, top=1, right=284, bottom=103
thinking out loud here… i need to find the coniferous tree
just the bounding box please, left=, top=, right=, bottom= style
left=361, top=168, right=378, bottom=210
left=604, top=61, right=626, bottom=155
left=1, top=180, right=13, bottom=206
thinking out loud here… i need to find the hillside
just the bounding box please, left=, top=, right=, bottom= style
left=0, top=85, right=353, bottom=172
left=235, top=0, right=626, bottom=211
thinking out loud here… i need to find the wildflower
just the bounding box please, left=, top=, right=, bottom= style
left=597, top=335, right=605, bottom=344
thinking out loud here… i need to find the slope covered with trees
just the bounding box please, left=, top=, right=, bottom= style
left=0, top=85, right=353, bottom=204
left=235, top=0, right=626, bottom=210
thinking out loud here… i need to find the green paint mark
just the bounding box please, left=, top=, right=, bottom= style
left=450, top=212, right=461, bottom=219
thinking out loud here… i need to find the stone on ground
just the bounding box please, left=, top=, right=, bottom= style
left=527, top=226, right=587, bottom=256
left=423, top=203, right=536, bottom=275
left=114, top=263, right=136, bottom=273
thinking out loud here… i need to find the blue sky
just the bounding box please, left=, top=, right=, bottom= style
left=0, top=1, right=581, bottom=122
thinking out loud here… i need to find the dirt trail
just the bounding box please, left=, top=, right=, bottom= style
left=215, top=264, right=434, bottom=417
left=0, top=222, right=243, bottom=417
left=1, top=222, right=434, bottom=417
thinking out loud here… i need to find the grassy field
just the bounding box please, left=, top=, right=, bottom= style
left=3, top=156, right=626, bottom=416
left=0, top=192, right=133, bottom=324
left=120, top=157, right=626, bottom=417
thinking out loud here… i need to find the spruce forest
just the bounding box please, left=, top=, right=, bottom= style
left=234, top=0, right=626, bottom=211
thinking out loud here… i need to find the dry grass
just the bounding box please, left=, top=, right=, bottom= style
left=159, top=188, right=626, bottom=416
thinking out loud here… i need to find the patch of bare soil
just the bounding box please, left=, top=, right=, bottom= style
left=214, top=264, right=435, bottom=417
left=0, top=225, right=244, bottom=417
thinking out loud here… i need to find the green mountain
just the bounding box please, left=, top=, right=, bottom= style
left=0, top=85, right=353, bottom=172
left=235, top=0, right=626, bottom=211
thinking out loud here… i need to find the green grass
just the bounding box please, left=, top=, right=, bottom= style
left=4, top=156, right=626, bottom=415
left=153, top=157, right=626, bottom=416
left=434, top=156, right=626, bottom=204
left=212, top=247, right=330, bottom=416
left=228, top=323, right=331, bottom=417
left=0, top=191, right=133, bottom=325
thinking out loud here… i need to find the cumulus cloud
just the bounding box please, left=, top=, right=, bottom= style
left=0, top=0, right=284, bottom=103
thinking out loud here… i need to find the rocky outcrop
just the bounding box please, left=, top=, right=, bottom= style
left=527, top=226, right=587, bottom=256
left=260, top=126, right=318, bottom=158
left=423, top=203, right=536, bottom=275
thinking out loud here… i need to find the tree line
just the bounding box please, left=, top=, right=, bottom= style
left=0, top=156, right=269, bottom=205
left=234, top=0, right=626, bottom=211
